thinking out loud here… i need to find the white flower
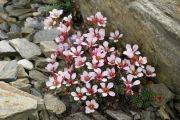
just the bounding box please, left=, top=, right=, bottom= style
left=123, top=44, right=140, bottom=58
left=75, top=56, right=86, bottom=68
left=106, top=68, right=116, bottom=79
left=127, top=65, right=143, bottom=78
left=72, top=31, right=84, bottom=45
left=115, top=58, right=130, bottom=71
left=44, top=17, right=56, bottom=30
left=45, top=62, right=59, bottom=72
left=81, top=71, right=96, bottom=83
left=71, top=87, right=87, bottom=101
left=143, top=65, right=156, bottom=77
left=50, top=9, right=63, bottom=18
left=85, top=99, right=99, bottom=114
left=135, top=56, right=147, bottom=68
left=63, top=71, right=77, bottom=86
left=86, top=83, right=98, bottom=96
left=109, top=30, right=123, bottom=43
left=98, top=82, right=115, bottom=97
left=107, top=53, right=116, bottom=66
left=69, top=46, right=84, bottom=58
left=99, top=41, right=115, bottom=53
left=46, top=53, right=57, bottom=63
left=46, top=74, right=64, bottom=89
left=86, top=60, right=104, bottom=70
left=94, top=68, right=108, bottom=82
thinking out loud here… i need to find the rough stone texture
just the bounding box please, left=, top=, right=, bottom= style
left=0, top=82, right=37, bottom=120
left=0, top=40, right=16, bottom=56
left=17, top=64, right=28, bottom=78
left=44, top=94, right=66, bottom=115
left=18, top=59, right=34, bottom=70
left=33, top=29, right=60, bottom=43
left=149, top=83, right=175, bottom=107
left=106, top=110, right=132, bottom=120
left=77, top=0, right=180, bottom=112
left=0, top=60, right=17, bottom=82
left=0, top=81, right=44, bottom=111
left=64, top=112, right=92, bottom=120
left=9, top=38, right=41, bottom=59
left=10, top=78, right=31, bottom=92
left=40, top=41, right=58, bottom=57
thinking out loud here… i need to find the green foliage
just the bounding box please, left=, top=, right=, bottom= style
left=129, top=87, right=155, bottom=109
left=45, top=0, right=73, bottom=13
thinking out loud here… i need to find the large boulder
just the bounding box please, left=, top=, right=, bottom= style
left=76, top=0, right=180, bottom=112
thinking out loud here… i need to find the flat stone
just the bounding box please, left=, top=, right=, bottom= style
left=0, top=60, right=18, bottom=82
left=149, top=83, right=175, bottom=107
left=10, top=78, right=31, bottom=92
left=35, top=57, right=48, bottom=68
left=40, top=41, right=58, bottom=57
left=33, top=29, right=60, bottom=43
left=141, top=110, right=155, bottom=120
left=0, top=30, right=8, bottom=40
left=44, top=94, right=66, bottom=115
left=0, top=82, right=37, bottom=120
left=18, top=59, right=34, bottom=70
left=0, top=0, right=8, bottom=5
left=106, top=110, right=132, bottom=120
left=0, top=81, right=44, bottom=111
left=29, top=70, right=48, bottom=82
left=0, top=40, right=16, bottom=56
left=91, top=111, right=108, bottom=120
left=17, top=64, right=28, bottom=78
left=0, top=22, right=9, bottom=32
left=64, top=112, right=92, bottom=120
left=10, top=24, right=21, bottom=33
left=9, top=38, right=41, bottom=59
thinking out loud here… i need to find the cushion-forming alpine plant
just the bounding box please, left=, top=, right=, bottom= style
left=44, top=9, right=156, bottom=114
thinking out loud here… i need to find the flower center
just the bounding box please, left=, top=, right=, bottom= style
left=103, top=87, right=109, bottom=93
left=88, top=104, right=95, bottom=109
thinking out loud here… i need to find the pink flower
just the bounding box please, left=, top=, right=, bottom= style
left=107, top=53, right=116, bottom=66
left=87, top=12, right=107, bottom=27
left=44, top=17, right=56, bottom=30
left=57, top=22, right=71, bottom=33
left=46, top=74, right=64, bottom=89
left=123, top=44, right=141, bottom=58
left=55, top=34, right=66, bottom=43
left=46, top=53, right=57, bottom=63
left=46, top=62, right=59, bottom=72
left=99, top=41, right=115, bottom=53
left=63, top=14, right=72, bottom=26
left=81, top=71, right=96, bottom=83
left=63, top=71, right=78, bottom=86
left=92, top=48, right=106, bottom=62
left=72, top=31, right=84, bottom=45
left=82, top=36, right=98, bottom=48
left=94, top=68, right=108, bottom=82
left=85, top=83, right=98, bottom=96
left=128, top=65, right=143, bottom=78
left=75, top=56, right=87, bottom=68
left=86, top=60, right=104, bottom=70
left=115, top=58, right=130, bottom=71
left=135, top=56, right=147, bottom=68
left=106, top=68, right=116, bottom=79
left=143, top=65, right=156, bottom=77
left=50, top=9, right=63, bottom=18
left=109, top=30, right=123, bottom=43
left=71, top=87, right=87, bottom=101
left=121, top=74, right=140, bottom=95
left=85, top=99, right=99, bottom=114
left=98, top=82, right=115, bottom=97
left=69, top=46, right=84, bottom=58
left=84, top=28, right=105, bottom=41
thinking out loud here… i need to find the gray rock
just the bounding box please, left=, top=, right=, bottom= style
left=0, top=60, right=18, bottom=82
left=40, top=41, right=58, bottom=57
left=149, top=83, right=175, bottom=107
left=44, top=94, right=66, bottom=115
left=7, top=32, right=22, bottom=39
left=106, top=110, right=132, bottom=120
left=0, top=40, right=16, bottom=56
left=0, top=82, right=37, bottom=120
left=33, top=29, right=60, bottom=43
left=91, top=111, right=108, bottom=120
left=64, top=112, right=92, bottom=120
left=30, top=88, right=43, bottom=98
left=10, top=24, right=21, bottom=33
left=141, top=111, right=155, bottom=120
left=0, top=30, right=8, bottom=40
left=17, top=64, right=28, bottom=78
left=12, top=0, right=31, bottom=7
left=18, top=59, right=34, bottom=70
left=35, top=57, right=48, bottom=68
left=0, top=22, right=9, bottom=32
left=5, top=5, right=33, bottom=17
left=9, top=38, right=41, bottom=59
left=10, top=78, right=31, bottom=92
